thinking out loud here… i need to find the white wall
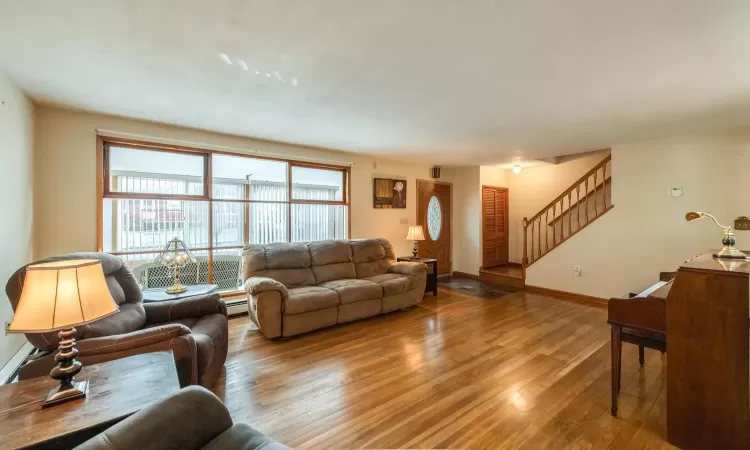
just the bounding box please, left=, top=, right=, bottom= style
left=34, top=107, right=435, bottom=260
left=446, top=167, right=481, bottom=274
left=0, top=73, right=34, bottom=368
left=445, top=154, right=604, bottom=275
left=526, top=133, right=750, bottom=298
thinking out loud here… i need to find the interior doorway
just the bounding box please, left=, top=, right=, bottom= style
left=417, top=180, right=452, bottom=275
left=482, top=185, right=509, bottom=268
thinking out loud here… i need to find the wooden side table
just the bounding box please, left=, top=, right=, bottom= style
left=0, top=351, right=180, bottom=449
left=142, top=283, right=218, bottom=303
left=397, top=257, right=438, bottom=296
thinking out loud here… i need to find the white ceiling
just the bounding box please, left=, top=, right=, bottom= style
left=2, top=1, right=750, bottom=165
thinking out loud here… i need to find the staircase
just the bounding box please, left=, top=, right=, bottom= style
left=522, top=154, right=612, bottom=269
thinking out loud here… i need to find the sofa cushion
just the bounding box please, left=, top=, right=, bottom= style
left=351, top=239, right=394, bottom=278
left=252, top=268, right=315, bottom=289
left=265, top=243, right=311, bottom=269
left=309, top=240, right=357, bottom=284
left=351, top=239, right=387, bottom=263
left=308, top=240, right=353, bottom=266
left=284, top=286, right=339, bottom=315
left=313, top=262, right=356, bottom=285
left=355, top=260, right=390, bottom=279
left=363, top=273, right=417, bottom=297
left=319, top=279, right=383, bottom=305
left=242, top=243, right=315, bottom=288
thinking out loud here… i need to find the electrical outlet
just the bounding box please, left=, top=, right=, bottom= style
left=573, top=266, right=582, bottom=277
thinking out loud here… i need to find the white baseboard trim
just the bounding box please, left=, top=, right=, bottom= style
left=225, top=297, right=248, bottom=317
left=1, top=341, right=34, bottom=384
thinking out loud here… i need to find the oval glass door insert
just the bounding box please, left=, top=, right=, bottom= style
left=427, top=196, right=442, bottom=240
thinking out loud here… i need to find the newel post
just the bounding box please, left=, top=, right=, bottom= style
left=522, top=217, right=529, bottom=268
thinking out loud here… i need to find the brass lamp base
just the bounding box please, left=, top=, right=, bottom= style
left=43, top=380, right=88, bottom=408
left=43, top=327, right=88, bottom=408
left=713, top=246, right=748, bottom=260
left=166, top=283, right=188, bottom=294
left=713, top=230, right=748, bottom=260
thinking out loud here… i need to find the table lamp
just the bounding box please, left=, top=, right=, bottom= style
left=155, top=237, right=196, bottom=294
left=685, top=211, right=748, bottom=260
left=406, top=225, right=426, bottom=258
left=8, top=259, right=119, bottom=408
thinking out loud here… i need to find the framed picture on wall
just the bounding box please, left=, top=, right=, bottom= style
left=373, top=178, right=407, bottom=209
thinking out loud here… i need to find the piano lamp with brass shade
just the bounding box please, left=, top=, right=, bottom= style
left=685, top=211, right=747, bottom=260
left=155, top=237, right=196, bottom=294
left=8, top=260, right=119, bottom=407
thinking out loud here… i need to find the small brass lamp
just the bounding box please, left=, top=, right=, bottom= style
left=685, top=211, right=747, bottom=260
left=155, top=237, right=196, bottom=294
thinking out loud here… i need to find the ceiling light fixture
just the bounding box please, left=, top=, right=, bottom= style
left=218, top=52, right=232, bottom=65
left=513, top=165, right=522, bottom=174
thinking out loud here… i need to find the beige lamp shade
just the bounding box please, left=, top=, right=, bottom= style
left=406, top=225, right=426, bottom=241
left=9, top=259, right=119, bottom=333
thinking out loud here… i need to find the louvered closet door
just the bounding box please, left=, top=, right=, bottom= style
left=482, top=186, right=509, bottom=268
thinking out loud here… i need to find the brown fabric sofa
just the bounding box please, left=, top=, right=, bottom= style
left=243, top=239, right=427, bottom=338
left=5, top=253, right=228, bottom=388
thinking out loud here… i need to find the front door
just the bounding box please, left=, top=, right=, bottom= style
left=417, top=180, right=451, bottom=275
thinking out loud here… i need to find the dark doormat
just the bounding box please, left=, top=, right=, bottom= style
left=439, top=276, right=520, bottom=299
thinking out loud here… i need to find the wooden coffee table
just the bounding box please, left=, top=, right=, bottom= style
left=0, top=351, right=180, bottom=449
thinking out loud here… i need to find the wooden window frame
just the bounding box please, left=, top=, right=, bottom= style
left=97, top=136, right=352, bottom=294
left=103, top=141, right=211, bottom=200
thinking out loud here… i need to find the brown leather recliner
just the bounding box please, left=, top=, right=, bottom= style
left=5, top=253, right=228, bottom=388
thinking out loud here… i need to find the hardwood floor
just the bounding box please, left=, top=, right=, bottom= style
left=211, top=282, right=675, bottom=450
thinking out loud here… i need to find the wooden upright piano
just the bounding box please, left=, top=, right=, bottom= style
left=608, top=252, right=750, bottom=450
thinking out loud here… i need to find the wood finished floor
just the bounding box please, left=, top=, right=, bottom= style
left=210, top=283, right=675, bottom=450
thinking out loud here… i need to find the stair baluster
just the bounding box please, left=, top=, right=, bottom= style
left=522, top=154, right=612, bottom=270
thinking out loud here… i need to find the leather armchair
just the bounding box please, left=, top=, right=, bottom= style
left=5, top=253, right=228, bottom=388
left=76, top=386, right=291, bottom=450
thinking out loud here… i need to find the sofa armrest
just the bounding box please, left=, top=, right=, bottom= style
left=76, top=386, right=233, bottom=450
left=243, top=277, right=289, bottom=300
left=144, top=293, right=226, bottom=324
left=74, top=323, right=191, bottom=356
left=244, top=278, right=286, bottom=338
left=388, top=261, right=427, bottom=276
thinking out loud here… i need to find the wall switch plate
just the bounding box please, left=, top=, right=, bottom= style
left=400, top=218, right=409, bottom=225
left=670, top=186, right=683, bottom=198
left=573, top=266, right=581, bottom=277
left=4, top=321, right=9, bottom=336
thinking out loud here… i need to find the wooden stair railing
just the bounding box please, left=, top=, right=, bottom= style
left=522, top=154, right=612, bottom=269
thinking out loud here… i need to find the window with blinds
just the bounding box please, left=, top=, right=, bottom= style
left=100, top=140, right=349, bottom=294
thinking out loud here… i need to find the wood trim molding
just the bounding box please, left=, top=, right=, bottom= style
left=100, top=136, right=350, bottom=170
left=96, top=136, right=105, bottom=252
left=525, top=285, right=608, bottom=308
left=452, top=271, right=480, bottom=280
